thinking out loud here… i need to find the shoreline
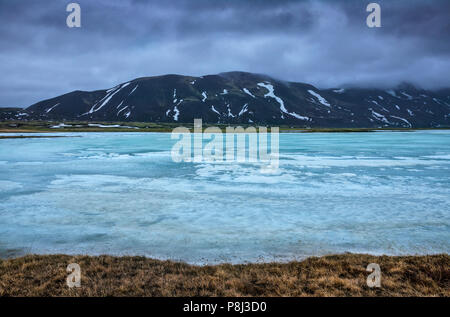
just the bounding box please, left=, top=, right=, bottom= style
left=1, top=128, right=450, bottom=134
left=0, top=135, right=74, bottom=139
left=1, top=121, right=450, bottom=134
left=1, top=253, right=448, bottom=297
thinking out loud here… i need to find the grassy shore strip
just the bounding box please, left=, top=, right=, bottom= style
left=0, top=124, right=377, bottom=133
left=2, top=121, right=450, bottom=133
left=0, top=254, right=448, bottom=297
left=0, top=136, right=73, bottom=139
left=0, top=127, right=432, bottom=133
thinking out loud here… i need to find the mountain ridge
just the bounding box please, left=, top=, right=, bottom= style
left=2, top=71, right=450, bottom=128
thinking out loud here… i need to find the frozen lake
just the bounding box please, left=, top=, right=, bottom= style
left=0, top=131, right=449, bottom=264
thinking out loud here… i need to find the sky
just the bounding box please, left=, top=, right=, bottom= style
left=0, top=0, right=449, bottom=107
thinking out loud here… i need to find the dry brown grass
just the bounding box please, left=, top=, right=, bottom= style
left=0, top=253, right=448, bottom=297
left=0, top=129, right=43, bottom=133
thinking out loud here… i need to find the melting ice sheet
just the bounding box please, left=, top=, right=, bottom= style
left=0, top=131, right=449, bottom=264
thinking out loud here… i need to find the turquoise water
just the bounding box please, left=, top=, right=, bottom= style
left=0, top=131, right=449, bottom=264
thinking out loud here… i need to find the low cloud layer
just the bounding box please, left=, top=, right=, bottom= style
left=0, top=0, right=449, bottom=107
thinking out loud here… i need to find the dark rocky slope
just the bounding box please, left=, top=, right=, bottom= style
left=5, top=72, right=450, bottom=128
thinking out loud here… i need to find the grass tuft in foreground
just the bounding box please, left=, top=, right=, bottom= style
left=0, top=254, right=448, bottom=297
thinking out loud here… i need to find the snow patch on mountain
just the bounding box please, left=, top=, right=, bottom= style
left=258, top=82, right=310, bottom=121
left=211, top=106, right=220, bottom=116
left=227, top=104, right=235, bottom=118
left=386, top=90, right=398, bottom=98
left=401, top=92, right=413, bottom=100
left=290, top=113, right=310, bottom=121
left=129, top=85, right=138, bottom=96
left=87, top=83, right=130, bottom=114
left=433, top=98, right=444, bottom=105
left=46, top=103, right=60, bottom=113
left=117, top=105, right=128, bottom=116
left=257, top=82, right=286, bottom=110
left=243, top=88, right=255, bottom=98
left=390, top=116, right=412, bottom=127
left=173, top=106, right=180, bottom=121
left=106, top=86, right=119, bottom=93
left=238, top=104, right=248, bottom=116
left=308, top=90, right=331, bottom=107
left=371, top=110, right=390, bottom=123
left=202, top=92, right=207, bottom=102
left=371, top=100, right=390, bottom=113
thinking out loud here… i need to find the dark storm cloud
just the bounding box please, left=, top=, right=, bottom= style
left=0, top=0, right=449, bottom=107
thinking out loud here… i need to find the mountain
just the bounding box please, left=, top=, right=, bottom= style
left=5, top=71, right=450, bottom=128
